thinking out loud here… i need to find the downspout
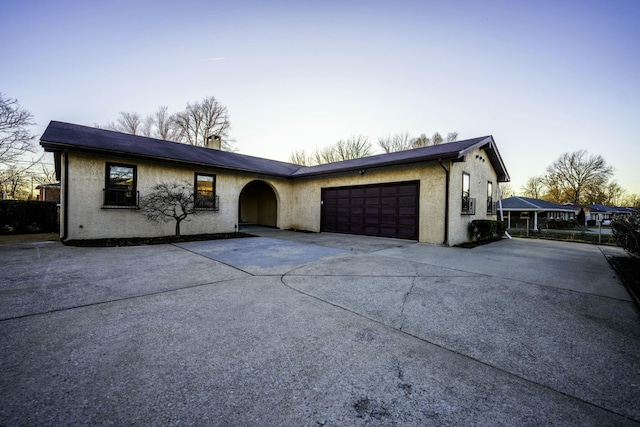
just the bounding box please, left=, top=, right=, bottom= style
left=438, top=159, right=449, bottom=245
left=61, top=149, right=69, bottom=242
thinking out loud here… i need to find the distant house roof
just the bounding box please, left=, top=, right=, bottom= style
left=40, top=121, right=510, bottom=181
left=587, top=204, right=637, bottom=214
left=35, top=183, right=61, bottom=190
left=500, top=196, right=576, bottom=212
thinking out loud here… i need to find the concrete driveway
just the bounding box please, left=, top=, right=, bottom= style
left=1, top=228, right=638, bottom=426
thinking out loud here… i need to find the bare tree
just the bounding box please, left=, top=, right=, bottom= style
left=143, top=106, right=181, bottom=141
left=104, top=111, right=144, bottom=135
left=521, top=176, right=546, bottom=199
left=174, top=96, right=233, bottom=150
left=378, top=132, right=412, bottom=153
left=498, top=182, right=515, bottom=198
left=100, top=96, right=235, bottom=151
left=542, top=179, right=566, bottom=204
left=622, top=194, right=640, bottom=210
left=0, top=93, right=37, bottom=166
left=584, top=180, right=626, bottom=206
left=0, top=165, right=31, bottom=199
left=310, top=145, right=339, bottom=165
left=410, top=131, right=457, bottom=149
left=545, top=150, right=614, bottom=204
left=139, top=181, right=196, bottom=238
left=306, top=135, right=373, bottom=165
left=289, top=149, right=308, bottom=166
left=411, top=133, right=430, bottom=148
left=335, top=135, right=373, bottom=161
left=445, top=132, right=459, bottom=143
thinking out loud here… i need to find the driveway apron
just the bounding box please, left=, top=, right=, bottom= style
left=1, top=231, right=638, bottom=425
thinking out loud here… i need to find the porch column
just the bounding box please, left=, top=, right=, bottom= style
left=508, top=211, right=511, bottom=228
left=534, top=211, right=538, bottom=231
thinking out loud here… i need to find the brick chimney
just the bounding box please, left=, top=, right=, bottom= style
left=205, top=135, right=221, bottom=150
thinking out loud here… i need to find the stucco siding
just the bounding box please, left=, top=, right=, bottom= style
left=61, top=147, right=501, bottom=245
left=63, top=153, right=240, bottom=239
left=288, top=162, right=447, bottom=244
left=448, top=148, right=499, bottom=245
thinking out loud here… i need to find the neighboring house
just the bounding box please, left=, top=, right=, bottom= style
left=39, top=121, right=510, bottom=246
left=587, top=204, right=637, bottom=225
left=499, top=196, right=577, bottom=230
left=563, top=202, right=589, bottom=222
left=35, top=183, right=61, bottom=203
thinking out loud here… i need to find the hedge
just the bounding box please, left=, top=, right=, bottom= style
left=612, top=213, right=640, bottom=258
left=471, top=220, right=506, bottom=241
left=0, top=201, right=59, bottom=234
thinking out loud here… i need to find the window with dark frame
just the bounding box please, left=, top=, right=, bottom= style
left=104, top=163, right=137, bottom=207
left=194, top=173, right=216, bottom=209
left=487, top=181, right=493, bottom=214
left=461, top=172, right=471, bottom=214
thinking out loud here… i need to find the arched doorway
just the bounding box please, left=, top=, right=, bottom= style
left=238, top=180, right=278, bottom=227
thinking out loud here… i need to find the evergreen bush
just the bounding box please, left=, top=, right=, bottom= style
left=612, top=214, right=640, bottom=258
left=0, top=201, right=59, bottom=234
left=471, top=220, right=505, bottom=241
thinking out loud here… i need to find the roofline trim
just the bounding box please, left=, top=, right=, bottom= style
left=40, top=140, right=298, bottom=178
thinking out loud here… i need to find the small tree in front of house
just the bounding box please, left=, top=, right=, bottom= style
left=139, top=181, right=195, bottom=238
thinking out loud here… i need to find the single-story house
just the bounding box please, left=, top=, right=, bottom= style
left=499, top=196, right=577, bottom=230
left=35, top=183, right=61, bottom=203
left=587, top=204, right=637, bottom=225
left=40, top=121, right=510, bottom=246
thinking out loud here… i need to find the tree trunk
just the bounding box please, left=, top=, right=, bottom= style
left=175, top=220, right=181, bottom=238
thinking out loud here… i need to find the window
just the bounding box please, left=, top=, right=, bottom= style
left=487, top=181, right=494, bottom=214
left=104, top=163, right=137, bottom=207
left=194, top=173, right=217, bottom=209
left=461, top=172, right=475, bottom=214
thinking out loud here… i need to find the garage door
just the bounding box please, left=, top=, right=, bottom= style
left=321, top=181, right=419, bottom=240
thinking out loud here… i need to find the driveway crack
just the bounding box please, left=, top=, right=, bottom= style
left=399, top=274, right=417, bottom=331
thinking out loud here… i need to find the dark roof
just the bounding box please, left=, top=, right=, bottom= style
left=292, top=136, right=510, bottom=181
left=40, top=121, right=510, bottom=181
left=588, top=204, right=638, bottom=214
left=40, top=121, right=301, bottom=177
left=500, top=196, right=576, bottom=212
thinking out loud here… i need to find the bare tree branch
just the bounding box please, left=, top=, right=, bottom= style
left=138, top=182, right=195, bottom=237
left=0, top=93, right=37, bottom=166
left=174, top=96, right=233, bottom=150
left=289, top=149, right=308, bottom=166
left=545, top=150, right=614, bottom=204
left=378, top=132, right=412, bottom=153
left=103, top=111, right=144, bottom=135
left=143, top=106, right=181, bottom=141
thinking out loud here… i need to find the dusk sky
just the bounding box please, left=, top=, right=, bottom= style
left=2, top=0, right=639, bottom=195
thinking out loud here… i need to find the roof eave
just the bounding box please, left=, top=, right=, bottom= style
left=291, top=153, right=462, bottom=178
left=40, top=140, right=295, bottom=179
left=458, top=136, right=510, bottom=182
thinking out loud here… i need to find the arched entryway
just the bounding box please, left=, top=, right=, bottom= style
left=238, top=180, right=278, bottom=227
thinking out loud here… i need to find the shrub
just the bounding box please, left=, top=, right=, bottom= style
left=612, top=214, right=640, bottom=258
left=471, top=220, right=505, bottom=241
left=0, top=200, right=59, bottom=234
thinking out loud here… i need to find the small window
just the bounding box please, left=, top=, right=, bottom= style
left=461, top=172, right=474, bottom=214
left=105, top=163, right=137, bottom=207
left=195, top=173, right=216, bottom=209
left=487, top=181, right=493, bottom=214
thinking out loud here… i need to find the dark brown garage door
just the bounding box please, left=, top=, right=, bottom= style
left=321, top=181, right=419, bottom=240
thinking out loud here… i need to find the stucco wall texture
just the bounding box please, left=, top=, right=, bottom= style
left=61, top=148, right=498, bottom=245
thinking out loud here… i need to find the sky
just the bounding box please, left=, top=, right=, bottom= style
left=2, top=0, right=639, bottom=196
